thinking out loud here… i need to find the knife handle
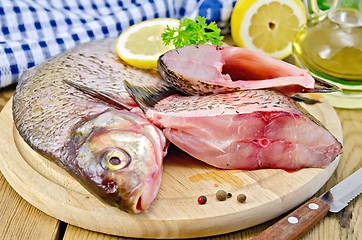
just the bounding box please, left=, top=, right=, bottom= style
left=253, top=197, right=330, bottom=240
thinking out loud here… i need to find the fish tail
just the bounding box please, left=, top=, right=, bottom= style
left=124, top=80, right=177, bottom=109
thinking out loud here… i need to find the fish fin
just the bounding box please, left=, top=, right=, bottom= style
left=295, top=101, right=342, bottom=148
left=291, top=94, right=320, bottom=104
left=62, top=80, right=133, bottom=111
left=124, top=80, right=177, bottom=109
left=302, top=76, right=341, bottom=93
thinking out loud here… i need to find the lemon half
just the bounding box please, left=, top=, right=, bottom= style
left=115, top=18, right=180, bottom=69
left=231, top=0, right=306, bottom=59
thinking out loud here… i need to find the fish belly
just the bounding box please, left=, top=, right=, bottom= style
left=146, top=91, right=342, bottom=170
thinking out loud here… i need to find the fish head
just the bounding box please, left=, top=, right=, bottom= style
left=62, top=110, right=165, bottom=213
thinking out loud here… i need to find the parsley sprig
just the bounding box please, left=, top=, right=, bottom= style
left=161, top=16, right=224, bottom=48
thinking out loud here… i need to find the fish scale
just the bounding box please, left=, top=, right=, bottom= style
left=12, top=38, right=167, bottom=213
left=13, top=39, right=163, bottom=159
left=145, top=90, right=297, bottom=116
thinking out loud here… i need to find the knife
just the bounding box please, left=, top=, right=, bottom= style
left=253, top=167, right=362, bottom=240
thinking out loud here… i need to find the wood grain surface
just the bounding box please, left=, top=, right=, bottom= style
left=0, top=84, right=360, bottom=240
left=0, top=94, right=341, bottom=238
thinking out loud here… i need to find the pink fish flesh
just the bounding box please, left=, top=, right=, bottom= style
left=158, top=44, right=331, bottom=95
left=141, top=90, right=342, bottom=170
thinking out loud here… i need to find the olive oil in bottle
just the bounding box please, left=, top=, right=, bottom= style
left=292, top=0, right=362, bottom=108
left=293, top=17, right=362, bottom=85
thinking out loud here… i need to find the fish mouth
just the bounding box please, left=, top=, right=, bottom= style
left=130, top=171, right=162, bottom=213
left=131, top=185, right=145, bottom=213
left=131, top=183, right=153, bottom=213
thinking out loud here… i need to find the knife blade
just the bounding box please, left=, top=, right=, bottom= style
left=253, top=168, right=362, bottom=240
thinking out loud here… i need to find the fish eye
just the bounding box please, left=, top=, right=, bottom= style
left=100, top=148, right=131, bottom=171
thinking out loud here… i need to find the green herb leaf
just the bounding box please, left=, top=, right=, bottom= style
left=161, top=16, right=224, bottom=48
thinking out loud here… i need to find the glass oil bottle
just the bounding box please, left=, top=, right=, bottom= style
left=292, top=0, right=362, bottom=108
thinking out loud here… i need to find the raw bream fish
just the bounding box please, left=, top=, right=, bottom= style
left=12, top=37, right=342, bottom=215
left=158, top=44, right=339, bottom=96
left=126, top=86, right=342, bottom=170
left=12, top=38, right=167, bottom=213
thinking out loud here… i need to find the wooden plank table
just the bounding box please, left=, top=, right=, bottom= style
left=0, top=84, right=361, bottom=240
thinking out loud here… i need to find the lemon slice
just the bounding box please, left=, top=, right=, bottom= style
left=231, top=0, right=306, bottom=59
left=115, top=18, right=180, bottom=69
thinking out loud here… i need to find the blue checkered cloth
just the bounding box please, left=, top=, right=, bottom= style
left=0, top=0, right=236, bottom=88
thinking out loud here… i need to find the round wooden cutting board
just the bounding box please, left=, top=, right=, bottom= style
left=0, top=98, right=342, bottom=239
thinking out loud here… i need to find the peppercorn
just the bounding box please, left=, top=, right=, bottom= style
left=227, top=192, right=232, bottom=198
left=216, top=190, right=227, bottom=201
left=237, top=193, right=246, bottom=203
left=198, top=195, right=207, bottom=204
